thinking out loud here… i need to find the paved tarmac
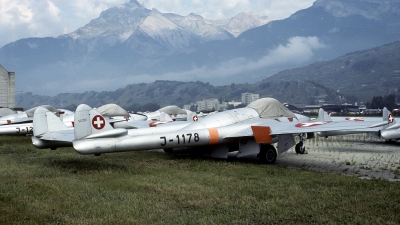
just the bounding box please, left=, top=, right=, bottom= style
left=274, top=134, right=400, bottom=181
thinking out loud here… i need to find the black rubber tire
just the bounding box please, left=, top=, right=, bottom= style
left=259, top=144, right=277, bottom=164
left=295, top=141, right=305, bottom=154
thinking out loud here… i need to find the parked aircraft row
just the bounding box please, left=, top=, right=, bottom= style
left=0, top=103, right=192, bottom=135
left=0, top=98, right=397, bottom=164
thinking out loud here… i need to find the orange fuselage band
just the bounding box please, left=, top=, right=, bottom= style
left=208, top=128, right=219, bottom=144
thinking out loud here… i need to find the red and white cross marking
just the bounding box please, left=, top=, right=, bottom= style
left=193, top=115, right=198, bottom=122
left=388, top=113, right=394, bottom=123
left=295, top=121, right=331, bottom=128
left=92, top=115, right=106, bottom=130
left=345, top=117, right=364, bottom=121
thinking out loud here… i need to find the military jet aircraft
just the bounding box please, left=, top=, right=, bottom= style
left=0, top=105, right=59, bottom=125
left=316, top=107, right=395, bottom=140
left=31, top=105, right=198, bottom=149
left=71, top=98, right=382, bottom=164
left=0, top=106, right=74, bottom=135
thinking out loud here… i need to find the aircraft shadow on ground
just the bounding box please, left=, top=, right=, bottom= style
left=168, top=150, right=262, bottom=165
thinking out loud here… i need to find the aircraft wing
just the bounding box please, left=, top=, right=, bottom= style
left=0, top=117, right=33, bottom=125
left=269, top=120, right=381, bottom=135
left=225, top=120, right=382, bottom=138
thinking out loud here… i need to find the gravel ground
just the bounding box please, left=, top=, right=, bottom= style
left=156, top=134, right=400, bottom=181
left=274, top=134, right=400, bottom=181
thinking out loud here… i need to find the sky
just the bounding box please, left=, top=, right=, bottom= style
left=0, top=0, right=316, bottom=48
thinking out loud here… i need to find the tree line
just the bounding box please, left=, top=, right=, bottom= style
left=366, top=94, right=396, bottom=111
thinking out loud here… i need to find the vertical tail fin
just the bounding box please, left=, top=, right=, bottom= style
left=159, top=112, right=173, bottom=122
left=368, top=107, right=395, bottom=128
left=33, top=107, right=68, bottom=137
left=74, top=104, right=115, bottom=139
left=383, top=107, right=399, bottom=129
left=317, top=108, right=332, bottom=122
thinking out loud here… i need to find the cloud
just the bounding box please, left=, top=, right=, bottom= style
left=23, top=37, right=327, bottom=95
left=41, top=36, right=325, bottom=94
left=0, top=0, right=126, bottom=48
left=0, top=0, right=61, bottom=47
left=149, top=36, right=326, bottom=81
left=260, top=36, right=326, bottom=66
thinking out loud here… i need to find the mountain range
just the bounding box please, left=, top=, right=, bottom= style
left=14, top=40, right=400, bottom=109
left=0, top=0, right=270, bottom=95
left=265, top=41, right=400, bottom=101
left=16, top=79, right=336, bottom=110
left=1, top=0, right=400, bottom=98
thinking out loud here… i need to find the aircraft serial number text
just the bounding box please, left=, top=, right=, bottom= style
left=16, top=127, right=33, bottom=133
left=160, top=133, right=200, bottom=146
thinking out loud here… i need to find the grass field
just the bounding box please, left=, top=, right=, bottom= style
left=0, top=135, right=399, bottom=224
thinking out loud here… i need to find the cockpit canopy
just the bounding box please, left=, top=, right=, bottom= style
left=247, top=98, right=297, bottom=119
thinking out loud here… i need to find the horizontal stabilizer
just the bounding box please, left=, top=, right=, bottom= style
left=84, top=128, right=127, bottom=139
left=39, top=129, right=74, bottom=142
left=368, top=121, right=389, bottom=128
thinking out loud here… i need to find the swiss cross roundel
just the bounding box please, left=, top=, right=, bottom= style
left=388, top=114, right=394, bottom=123
left=92, top=115, right=106, bottom=130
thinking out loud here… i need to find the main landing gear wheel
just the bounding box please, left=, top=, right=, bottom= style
left=259, top=144, right=277, bottom=164
left=295, top=141, right=306, bottom=154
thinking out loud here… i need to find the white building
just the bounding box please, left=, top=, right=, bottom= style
left=241, top=92, right=259, bottom=105
left=0, top=64, right=15, bottom=108
left=196, top=100, right=207, bottom=111
left=188, top=98, right=229, bottom=112
left=196, top=99, right=219, bottom=111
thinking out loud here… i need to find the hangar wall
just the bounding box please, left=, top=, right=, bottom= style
left=0, top=64, right=15, bottom=108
